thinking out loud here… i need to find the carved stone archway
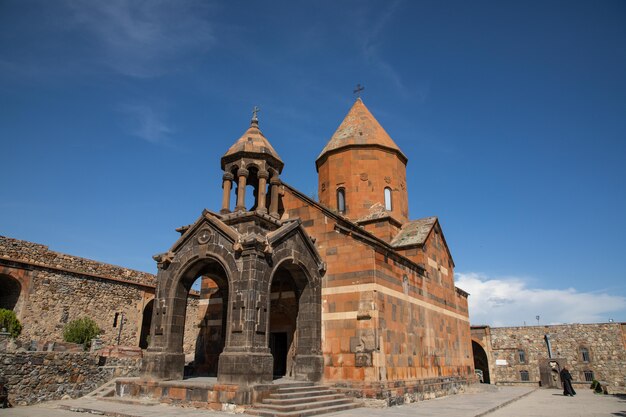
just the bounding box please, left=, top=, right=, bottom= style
left=142, top=211, right=324, bottom=386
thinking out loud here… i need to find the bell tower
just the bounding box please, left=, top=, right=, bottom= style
left=316, top=98, right=409, bottom=224
left=220, top=108, right=284, bottom=218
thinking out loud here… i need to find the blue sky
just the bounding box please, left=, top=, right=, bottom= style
left=2, top=1, right=625, bottom=326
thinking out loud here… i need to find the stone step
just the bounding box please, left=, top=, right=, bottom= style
left=272, top=384, right=325, bottom=393
left=249, top=401, right=360, bottom=417
left=263, top=393, right=345, bottom=405
left=257, top=397, right=355, bottom=413
left=269, top=389, right=338, bottom=400
left=99, top=396, right=160, bottom=406
left=273, top=382, right=315, bottom=389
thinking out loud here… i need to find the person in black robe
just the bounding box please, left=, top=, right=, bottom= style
left=560, top=367, right=576, bottom=396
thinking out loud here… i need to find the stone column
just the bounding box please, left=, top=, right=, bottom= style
left=218, top=248, right=273, bottom=386
left=220, top=172, right=234, bottom=214
left=257, top=170, right=269, bottom=214
left=269, top=173, right=281, bottom=218
left=235, top=168, right=249, bottom=212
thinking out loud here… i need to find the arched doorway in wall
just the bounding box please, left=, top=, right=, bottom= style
left=268, top=261, right=318, bottom=380
left=472, top=340, right=491, bottom=383
left=177, top=260, right=229, bottom=378
left=139, top=299, right=154, bottom=349
left=0, top=274, right=22, bottom=312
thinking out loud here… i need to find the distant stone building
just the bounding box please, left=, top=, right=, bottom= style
left=2, top=99, right=474, bottom=404
left=471, top=323, right=626, bottom=394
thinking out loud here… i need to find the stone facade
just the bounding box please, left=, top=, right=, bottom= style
left=0, top=236, right=201, bottom=352
left=471, top=323, right=626, bottom=394
left=0, top=352, right=140, bottom=405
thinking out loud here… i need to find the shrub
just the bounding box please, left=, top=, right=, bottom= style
left=63, top=317, right=100, bottom=350
left=0, top=309, right=22, bottom=338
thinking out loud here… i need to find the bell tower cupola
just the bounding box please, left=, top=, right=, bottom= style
left=316, top=99, right=409, bottom=223
left=220, top=107, right=284, bottom=218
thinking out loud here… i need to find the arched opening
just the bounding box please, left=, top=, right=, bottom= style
left=175, top=259, right=229, bottom=378
left=193, top=276, right=226, bottom=376
left=139, top=299, right=154, bottom=349
left=472, top=340, right=490, bottom=383
left=245, top=166, right=259, bottom=211
left=0, top=274, right=22, bottom=311
left=336, top=188, right=346, bottom=213
left=384, top=187, right=392, bottom=211
left=269, top=267, right=299, bottom=378
left=268, top=261, right=318, bottom=380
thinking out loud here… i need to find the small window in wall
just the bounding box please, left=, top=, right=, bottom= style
left=384, top=187, right=392, bottom=211
left=583, top=370, right=594, bottom=382
left=580, top=347, right=590, bottom=363
left=520, top=370, right=530, bottom=381
left=337, top=188, right=346, bottom=213
left=518, top=349, right=526, bottom=364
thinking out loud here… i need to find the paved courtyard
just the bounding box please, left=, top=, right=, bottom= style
left=1, top=386, right=624, bottom=417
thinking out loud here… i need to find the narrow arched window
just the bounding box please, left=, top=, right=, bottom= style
left=518, top=349, right=526, bottom=364
left=337, top=188, right=346, bottom=213
left=384, top=187, right=392, bottom=211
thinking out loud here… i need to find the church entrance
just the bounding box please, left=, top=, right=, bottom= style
left=269, top=264, right=300, bottom=379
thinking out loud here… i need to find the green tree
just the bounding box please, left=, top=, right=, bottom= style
left=0, top=309, right=22, bottom=338
left=63, top=317, right=100, bottom=350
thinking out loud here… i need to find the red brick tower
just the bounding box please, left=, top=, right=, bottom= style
left=316, top=99, right=409, bottom=225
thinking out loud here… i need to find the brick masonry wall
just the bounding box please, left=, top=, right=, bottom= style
left=317, top=148, right=409, bottom=224
left=0, top=352, right=141, bottom=405
left=281, top=186, right=473, bottom=386
left=486, top=323, right=626, bottom=393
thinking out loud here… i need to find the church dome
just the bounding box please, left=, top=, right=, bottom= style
left=221, top=117, right=284, bottom=173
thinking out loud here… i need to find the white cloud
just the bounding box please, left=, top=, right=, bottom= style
left=66, top=0, right=215, bottom=77
left=119, top=103, right=173, bottom=145
left=456, top=272, right=626, bottom=327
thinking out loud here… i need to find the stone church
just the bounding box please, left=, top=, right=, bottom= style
left=1, top=98, right=474, bottom=404
left=142, top=98, right=473, bottom=396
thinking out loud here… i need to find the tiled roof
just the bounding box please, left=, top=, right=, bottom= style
left=222, top=120, right=284, bottom=171
left=390, top=216, right=437, bottom=247
left=316, top=98, right=407, bottom=166
left=356, top=202, right=392, bottom=223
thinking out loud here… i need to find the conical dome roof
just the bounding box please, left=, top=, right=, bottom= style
left=221, top=119, right=284, bottom=172
left=316, top=98, right=407, bottom=168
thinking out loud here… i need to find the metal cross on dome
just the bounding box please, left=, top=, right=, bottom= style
left=353, top=84, right=365, bottom=98
left=252, top=105, right=260, bottom=122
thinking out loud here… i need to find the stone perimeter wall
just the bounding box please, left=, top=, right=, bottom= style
left=486, top=323, right=626, bottom=393
left=0, top=236, right=202, bottom=353
left=0, top=236, right=155, bottom=286
left=0, top=352, right=141, bottom=405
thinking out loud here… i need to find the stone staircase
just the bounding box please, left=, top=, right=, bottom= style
left=249, top=383, right=361, bottom=417
left=83, top=378, right=118, bottom=398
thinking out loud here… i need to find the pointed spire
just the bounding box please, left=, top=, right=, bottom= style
left=316, top=99, right=407, bottom=169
